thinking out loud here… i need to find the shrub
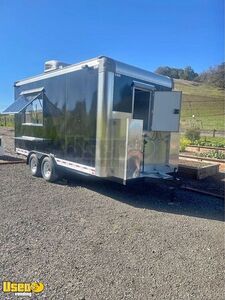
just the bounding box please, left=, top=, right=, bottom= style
left=180, top=136, right=191, bottom=152
left=185, top=128, right=201, bottom=143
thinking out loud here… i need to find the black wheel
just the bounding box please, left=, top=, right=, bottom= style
left=29, top=153, right=41, bottom=177
left=41, top=156, right=58, bottom=182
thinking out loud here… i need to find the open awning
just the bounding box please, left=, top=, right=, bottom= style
left=2, top=93, right=41, bottom=114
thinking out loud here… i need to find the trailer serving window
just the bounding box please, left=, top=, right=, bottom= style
left=23, top=95, right=43, bottom=125
left=131, top=82, right=155, bottom=131
left=3, top=88, right=44, bottom=127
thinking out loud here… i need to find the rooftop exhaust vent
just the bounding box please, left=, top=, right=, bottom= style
left=44, top=60, right=70, bottom=72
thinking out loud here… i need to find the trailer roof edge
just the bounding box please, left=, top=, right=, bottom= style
left=15, top=56, right=100, bottom=86
left=15, top=56, right=173, bottom=89
left=98, top=56, right=173, bottom=88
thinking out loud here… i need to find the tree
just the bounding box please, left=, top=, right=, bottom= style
left=155, top=66, right=172, bottom=77
left=181, top=66, right=198, bottom=81
left=195, top=63, right=225, bottom=89
left=155, top=66, right=198, bottom=81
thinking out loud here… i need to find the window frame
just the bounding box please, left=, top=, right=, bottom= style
left=21, top=92, right=44, bottom=126
left=131, top=82, right=156, bottom=131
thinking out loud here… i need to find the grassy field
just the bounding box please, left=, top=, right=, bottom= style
left=174, top=79, right=224, bottom=131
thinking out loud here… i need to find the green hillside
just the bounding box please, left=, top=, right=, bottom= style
left=174, top=79, right=224, bottom=131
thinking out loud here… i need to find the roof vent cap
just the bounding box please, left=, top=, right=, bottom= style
left=44, top=60, right=70, bottom=72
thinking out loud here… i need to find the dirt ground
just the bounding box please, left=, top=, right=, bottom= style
left=0, top=127, right=224, bottom=299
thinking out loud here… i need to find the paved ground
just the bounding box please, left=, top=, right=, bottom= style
left=0, top=163, right=224, bottom=300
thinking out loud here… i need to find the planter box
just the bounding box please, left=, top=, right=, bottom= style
left=178, top=160, right=219, bottom=180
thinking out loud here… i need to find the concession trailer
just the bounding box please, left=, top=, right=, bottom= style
left=3, top=56, right=182, bottom=184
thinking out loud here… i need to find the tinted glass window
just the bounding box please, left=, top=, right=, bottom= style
left=113, top=75, right=133, bottom=112
left=24, top=95, right=43, bottom=125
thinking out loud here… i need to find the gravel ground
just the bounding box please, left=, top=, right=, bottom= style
left=0, top=127, right=224, bottom=299
left=0, top=163, right=224, bottom=300
left=0, top=127, right=21, bottom=158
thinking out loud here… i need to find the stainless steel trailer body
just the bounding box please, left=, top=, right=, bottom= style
left=3, top=56, right=182, bottom=183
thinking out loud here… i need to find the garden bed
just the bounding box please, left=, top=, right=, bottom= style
left=178, top=159, right=220, bottom=179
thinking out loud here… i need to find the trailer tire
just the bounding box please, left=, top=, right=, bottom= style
left=41, top=156, right=58, bottom=182
left=29, top=153, right=41, bottom=177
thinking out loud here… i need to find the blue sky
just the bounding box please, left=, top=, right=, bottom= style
left=0, top=0, right=224, bottom=111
